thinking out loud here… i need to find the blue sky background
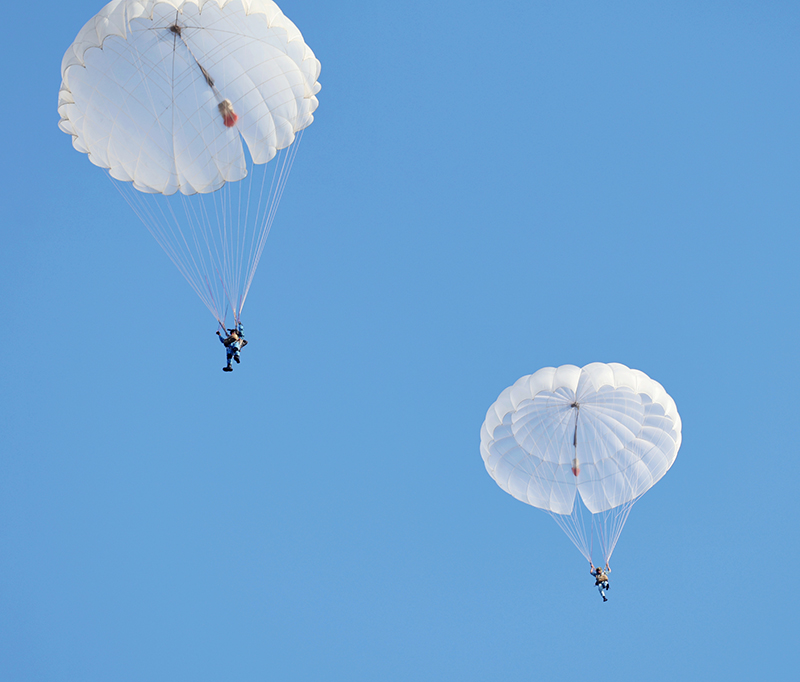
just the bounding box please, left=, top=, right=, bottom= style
left=2, top=1, right=799, bottom=680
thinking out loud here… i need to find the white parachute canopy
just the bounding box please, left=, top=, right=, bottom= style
left=58, top=0, right=321, bottom=327
left=480, top=363, right=681, bottom=565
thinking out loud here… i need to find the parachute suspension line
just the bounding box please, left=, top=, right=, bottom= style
left=231, top=149, right=252, bottom=322
left=207, top=174, right=236, bottom=320
left=239, top=130, right=305, bottom=314
left=596, top=442, right=662, bottom=564
left=233, top=147, right=248, bottom=321
left=202, top=184, right=238, bottom=324
left=590, top=449, right=648, bottom=565
left=596, top=495, right=641, bottom=565
left=549, top=495, right=638, bottom=566
left=164, top=195, right=225, bottom=319
left=112, top=177, right=225, bottom=323
left=178, top=195, right=215, bottom=307
left=179, top=191, right=229, bottom=321
left=218, top=156, right=256, bottom=325
left=548, top=501, right=592, bottom=563
left=239, top=146, right=272, bottom=316
left=255, top=132, right=304, bottom=289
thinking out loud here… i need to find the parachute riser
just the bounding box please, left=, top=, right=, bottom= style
left=549, top=494, right=640, bottom=568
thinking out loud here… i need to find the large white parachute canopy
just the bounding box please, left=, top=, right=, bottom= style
left=480, top=363, right=681, bottom=565
left=58, top=0, right=321, bottom=327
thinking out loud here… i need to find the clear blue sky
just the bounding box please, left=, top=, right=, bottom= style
left=2, top=1, right=798, bottom=680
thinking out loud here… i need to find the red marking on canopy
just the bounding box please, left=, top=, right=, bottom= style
left=571, top=466, right=580, bottom=476
left=218, top=99, right=238, bottom=128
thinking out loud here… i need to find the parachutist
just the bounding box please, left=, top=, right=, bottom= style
left=590, top=563, right=610, bottom=602
left=217, top=323, right=247, bottom=372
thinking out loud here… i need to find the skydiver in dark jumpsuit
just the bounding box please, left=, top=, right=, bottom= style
left=216, top=323, right=247, bottom=372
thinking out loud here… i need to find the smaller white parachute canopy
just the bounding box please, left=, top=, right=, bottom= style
left=480, top=363, right=681, bottom=563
